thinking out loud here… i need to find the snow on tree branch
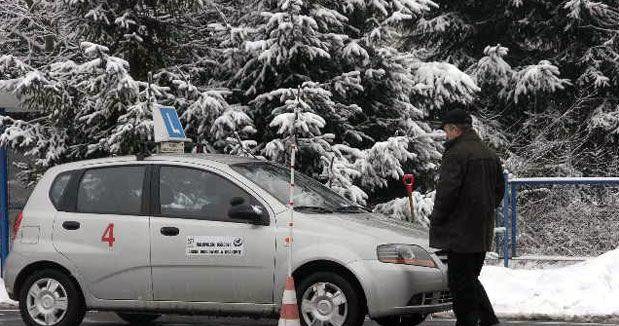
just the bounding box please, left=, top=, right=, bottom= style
left=501, top=60, right=571, bottom=104
left=590, top=106, right=619, bottom=141
left=468, top=44, right=513, bottom=88
left=411, top=60, right=480, bottom=110
left=373, top=191, right=435, bottom=227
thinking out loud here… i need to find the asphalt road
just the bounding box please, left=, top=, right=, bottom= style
left=1, top=310, right=618, bottom=326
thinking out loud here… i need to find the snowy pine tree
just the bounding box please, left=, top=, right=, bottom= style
left=228, top=0, right=479, bottom=203
left=0, top=0, right=260, bottom=172
left=0, top=0, right=66, bottom=65
left=409, top=0, right=619, bottom=177
left=59, top=0, right=208, bottom=79
left=1, top=0, right=508, bottom=219
left=0, top=43, right=163, bottom=182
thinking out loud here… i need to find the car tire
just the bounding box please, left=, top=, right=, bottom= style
left=374, top=314, right=428, bottom=326
left=297, top=272, right=365, bottom=326
left=116, top=312, right=161, bottom=324
left=19, top=269, right=85, bottom=326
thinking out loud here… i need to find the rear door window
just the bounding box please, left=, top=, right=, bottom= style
left=77, top=166, right=146, bottom=215
left=50, top=172, right=73, bottom=208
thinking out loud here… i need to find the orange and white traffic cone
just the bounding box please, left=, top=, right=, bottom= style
left=278, top=276, right=301, bottom=326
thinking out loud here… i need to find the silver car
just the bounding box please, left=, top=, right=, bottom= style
left=3, top=154, right=451, bottom=326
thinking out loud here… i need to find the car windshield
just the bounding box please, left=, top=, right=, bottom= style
left=231, top=162, right=366, bottom=213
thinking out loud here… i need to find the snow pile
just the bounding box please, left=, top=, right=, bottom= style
left=0, top=278, right=16, bottom=305
left=481, top=248, right=619, bottom=318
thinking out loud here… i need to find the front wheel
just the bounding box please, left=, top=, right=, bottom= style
left=297, top=272, right=365, bottom=326
left=374, top=314, right=428, bottom=326
left=116, top=312, right=161, bottom=325
left=19, top=269, right=85, bottom=326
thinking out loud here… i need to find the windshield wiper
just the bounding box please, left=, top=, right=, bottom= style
left=334, top=205, right=368, bottom=213
left=294, top=206, right=334, bottom=213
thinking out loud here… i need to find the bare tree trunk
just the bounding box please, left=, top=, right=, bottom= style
left=45, top=35, right=54, bottom=51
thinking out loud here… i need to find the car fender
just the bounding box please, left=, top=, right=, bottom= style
left=274, top=241, right=368, bottom=304
left=9, top=250, right=95, bottom=305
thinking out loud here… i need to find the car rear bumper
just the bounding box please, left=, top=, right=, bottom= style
left=2, top=253, right=18, bottom=301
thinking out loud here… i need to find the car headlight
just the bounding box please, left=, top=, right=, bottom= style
left=377, top=244, right=437, bottom=268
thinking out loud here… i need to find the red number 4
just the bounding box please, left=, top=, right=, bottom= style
left=102, top=223, right=115, bottom=247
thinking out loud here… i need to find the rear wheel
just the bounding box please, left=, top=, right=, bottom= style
left=374, top=314, right=428, bottom=326
left=297, top=272, right=365, bottom=326
left=116, top=312, right=161, bottom=325
left=19, top=269, right=85, bottom=326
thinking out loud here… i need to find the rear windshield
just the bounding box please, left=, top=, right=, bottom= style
left=231, top=162, right=354, bottom=210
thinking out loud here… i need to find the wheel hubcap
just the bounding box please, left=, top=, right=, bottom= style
left=26, top=278, right=69, bottom=326
left=317, top=300, right=332, bottom=314
left=301, top=282, right=348, bottom=326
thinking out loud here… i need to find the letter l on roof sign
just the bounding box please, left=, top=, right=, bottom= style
left=153, top=106, right=190, bottom=143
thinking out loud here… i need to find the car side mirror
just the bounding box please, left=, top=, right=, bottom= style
left=228, top=203, right=269, bottom=226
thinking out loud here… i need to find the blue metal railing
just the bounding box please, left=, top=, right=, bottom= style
left=500, top=173, right=619, bottom=267
left=0, top=108, right=8, bottom=273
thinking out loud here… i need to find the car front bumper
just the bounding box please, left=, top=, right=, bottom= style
left=377, top=297, right=453, bottom=316
left=346, top=259, right=452, bottom=318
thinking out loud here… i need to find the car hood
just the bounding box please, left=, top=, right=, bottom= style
left=313, top=212, right=430, bottom=248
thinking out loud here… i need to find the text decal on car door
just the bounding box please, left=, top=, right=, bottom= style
left=186, top=236, right=244, bottom=256
left=102, top=223, right=116, bottom=248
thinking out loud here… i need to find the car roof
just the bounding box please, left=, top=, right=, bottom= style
left=52, top=153, right=264, bottom=171
left=147, top=153, right=263, bottom=165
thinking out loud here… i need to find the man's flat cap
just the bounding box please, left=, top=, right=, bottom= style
left=440, top=109, right=473, bottom=127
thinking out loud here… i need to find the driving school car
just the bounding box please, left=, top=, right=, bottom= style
left=3, top=154, right=452, bottom=326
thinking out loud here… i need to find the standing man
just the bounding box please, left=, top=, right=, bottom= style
left=430, top=109, right=505, bottom=326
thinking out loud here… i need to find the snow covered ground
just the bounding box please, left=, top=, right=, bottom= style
left=481, top=248, right=619, bottom=320
left=0, top=278, right=16, bottom=306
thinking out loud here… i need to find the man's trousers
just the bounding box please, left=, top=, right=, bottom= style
left=447, top=252, right=499, bottom=326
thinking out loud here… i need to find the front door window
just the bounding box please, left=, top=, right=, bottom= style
left=159, top=166, right=264, bottom=221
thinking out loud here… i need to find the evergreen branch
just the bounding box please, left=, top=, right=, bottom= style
left=578, top=24, right=619, bottom=34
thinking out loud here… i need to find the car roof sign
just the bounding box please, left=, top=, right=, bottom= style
left=153, top=106, right=191, bottom=143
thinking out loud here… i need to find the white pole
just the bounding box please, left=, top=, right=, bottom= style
left=286, top=87, right=301, bottom=278
left=287, top=143, right=296, bottom=277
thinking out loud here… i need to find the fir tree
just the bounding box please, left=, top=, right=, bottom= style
left=0, top=43, right=163, bottom=181
left=0, top=0, right=66, bottom=64
left=60, top=0, right=208, bottom=79
left=409, top=0, right=619, bottom=176
left=1, top=0, right=489, bottom=211
left=229, top=0, right=479, bottom=202
left=1, top=0, right=257, bottom=175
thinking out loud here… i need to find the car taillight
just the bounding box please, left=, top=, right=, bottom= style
left=11, top=211, right=23, bottom=242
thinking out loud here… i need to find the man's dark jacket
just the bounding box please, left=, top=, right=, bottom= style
left=429, top=129, right=505, bottom=253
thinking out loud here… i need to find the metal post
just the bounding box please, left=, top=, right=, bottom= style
left=402, top=174, right=415, bottom=222
left=494, top=210, right=501, bottom=256
left=510, top=183, right=518, bottom=258
left=0, top=108, right=9, bottom=272
left=502, top=170, right=510, bottom=267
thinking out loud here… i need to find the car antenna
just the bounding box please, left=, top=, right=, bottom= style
left=234, top=131, right=259, bottom=160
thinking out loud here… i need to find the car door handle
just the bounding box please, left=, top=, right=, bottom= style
left=160, top=227, right=179, bottom=236
left=62, top=221, right=80, bottom=230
